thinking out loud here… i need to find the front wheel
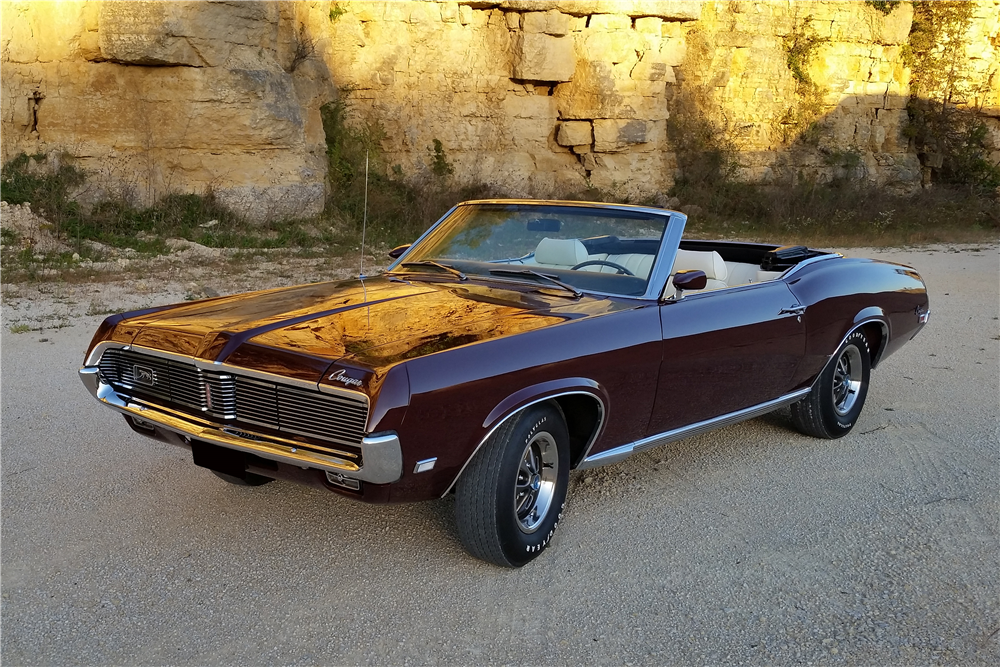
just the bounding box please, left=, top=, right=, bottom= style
left=791, top=329, right=871, bottom=439
left=455, top=403, right=570, bottom=567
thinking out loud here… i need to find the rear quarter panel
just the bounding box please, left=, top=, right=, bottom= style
left=786, top=257, right=928, bottom=387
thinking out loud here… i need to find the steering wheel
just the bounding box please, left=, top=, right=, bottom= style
left=570, top=259, right=635, bottom=276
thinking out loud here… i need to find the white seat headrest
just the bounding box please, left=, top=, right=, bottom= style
left=534, top=238, right=589, bottom=267
left=672, top=249, right=728, bottom=281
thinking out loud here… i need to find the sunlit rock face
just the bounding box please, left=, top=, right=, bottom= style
left=1, top=1, right=997, bottom=216
left=963, top=0, right=1000, bottom=169
left=0, top=0, right=336, bottom=221
left=327, top=0, right=997, bottom=195
left=327, top=1, right=696, bottom=198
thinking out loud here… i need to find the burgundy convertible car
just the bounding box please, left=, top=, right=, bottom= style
left=80, top=200, right=929, bottom=566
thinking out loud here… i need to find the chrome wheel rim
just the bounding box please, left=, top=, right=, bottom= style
left=514, top=431, right=559, bottom=534
left=833, top=345, right=863, bottom=416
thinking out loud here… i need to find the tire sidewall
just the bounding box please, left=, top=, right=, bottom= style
left=494, top=405, right=570, bottom=567
left=820, top=330, right=871, bottom=436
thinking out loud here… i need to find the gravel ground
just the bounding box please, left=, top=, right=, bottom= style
left=2, top=244, right=997, bottom=666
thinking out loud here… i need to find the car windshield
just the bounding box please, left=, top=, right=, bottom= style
left=391, top=202, right=672, bottom=297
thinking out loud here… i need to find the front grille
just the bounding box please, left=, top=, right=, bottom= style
left=98, top=348, right=368, bottom=450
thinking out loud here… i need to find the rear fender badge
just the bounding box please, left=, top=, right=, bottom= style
left=133, top=365, right=156, bottom=385
left=328, top=368, right=364, bottom=388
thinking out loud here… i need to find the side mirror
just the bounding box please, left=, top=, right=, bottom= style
left=388, top=244, right=410, bottom=259
left=671, top=270, right=707, bottom=299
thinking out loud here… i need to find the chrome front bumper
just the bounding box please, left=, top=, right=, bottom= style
left=79, top=366, right=403, bottom=484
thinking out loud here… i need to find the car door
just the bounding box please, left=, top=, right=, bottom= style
left=647, top=281, right=806, bottom=434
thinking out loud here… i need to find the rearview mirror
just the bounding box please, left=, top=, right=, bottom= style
left=388, top=244, right=410, bottom=259
left=526, top=218, right=561, bottom=232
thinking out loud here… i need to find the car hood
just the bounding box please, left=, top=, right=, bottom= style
left=115, top=275, right=633, bottom=385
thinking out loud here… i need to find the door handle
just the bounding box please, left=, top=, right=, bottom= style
left=779, top=305, right=806, bottom=316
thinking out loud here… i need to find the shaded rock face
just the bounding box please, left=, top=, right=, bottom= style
left=1, top=1, right=997, bottom=220
left=1, top=0, right=335, bottom=222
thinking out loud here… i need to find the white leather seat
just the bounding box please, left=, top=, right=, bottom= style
left=583, top=253, right=655, bottom=279
left=533, top=238, right=589, bottom=268
left=756, top=269, right=784, bottom=282
left=672, top=249, right=728, bottom=290
left=724, top=261, right=758, bottom=286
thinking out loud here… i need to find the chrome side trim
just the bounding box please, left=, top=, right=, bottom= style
left=441, top=390, right=606, bottom=498
left=578, top=388, right=811, bottom=469
left=79, top=367, right=401, bottom=483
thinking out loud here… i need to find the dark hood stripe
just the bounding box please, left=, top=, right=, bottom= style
left=212, top=292, right=432, bottom=364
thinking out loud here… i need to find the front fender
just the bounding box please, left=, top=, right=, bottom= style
left=440, top=379, right=608, bottom=496
left=482, top=377, right=607, bottom=430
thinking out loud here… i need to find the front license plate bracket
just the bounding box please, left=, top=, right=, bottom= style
left=191, top=440, right=247, bottom=478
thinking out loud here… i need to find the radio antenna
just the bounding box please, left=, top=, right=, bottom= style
left=359, top=149, right=369, bottom=280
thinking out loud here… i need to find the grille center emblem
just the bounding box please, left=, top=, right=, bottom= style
left=133, top=365, right=156, bottom=385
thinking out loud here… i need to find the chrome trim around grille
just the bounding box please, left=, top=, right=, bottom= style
left=79, top=367, right=402, bottom=484
left=92, top=344, right=369, bottom=449
left=578, top=388, right=812, bottom=469
left=86, top=341, right=369, bottom=404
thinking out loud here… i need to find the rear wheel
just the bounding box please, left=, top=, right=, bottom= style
left=455, top=404, right=570, bottom=567
left=791, top=330, right=871, bottom=439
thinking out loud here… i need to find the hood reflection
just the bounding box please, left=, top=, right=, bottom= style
left=250, top=281, right=570, bottom=368
left=121, top=276, right=643, bottom=378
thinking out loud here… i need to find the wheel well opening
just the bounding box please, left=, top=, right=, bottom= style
left=861, top=321, right=886, bottom=367
left=551, top=394, right=602, bottom=468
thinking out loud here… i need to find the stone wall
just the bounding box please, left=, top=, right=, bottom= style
left=1, top=0, right=337, bottom=221
left=680, top=1, right=920, bottom=188
left=1, top=1, right=998, bottom=221
left=325, top=1, right=700, bottom=197
left=960, top=0, right=1000, bottom=168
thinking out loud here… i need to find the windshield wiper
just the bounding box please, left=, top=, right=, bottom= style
left=400, top=260, right=467, bottom=281
left=489, top=268, right=583, bottom=298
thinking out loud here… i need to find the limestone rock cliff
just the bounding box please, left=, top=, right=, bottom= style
left=2, top=1, right=998, bottom=220
left=2, top=0, right=336, bottom=220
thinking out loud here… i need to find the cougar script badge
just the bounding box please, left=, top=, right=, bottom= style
left=328, top=369, right=364, bottom=387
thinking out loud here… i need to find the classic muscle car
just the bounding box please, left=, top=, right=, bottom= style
left=80, top=200, right=929, bottom=566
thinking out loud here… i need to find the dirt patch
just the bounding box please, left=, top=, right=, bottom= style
left=0, top=201, right=73, bottom=253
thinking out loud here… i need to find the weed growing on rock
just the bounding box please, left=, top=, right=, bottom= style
left=320, top=98, right=496, bottom=249
left=780, top=16, right=829, bottom=145
left=429, top=139, right=455, bottom=179
left=783, top=18, right=828, bottom=86
left=865, top=1, right=902, bottom=16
